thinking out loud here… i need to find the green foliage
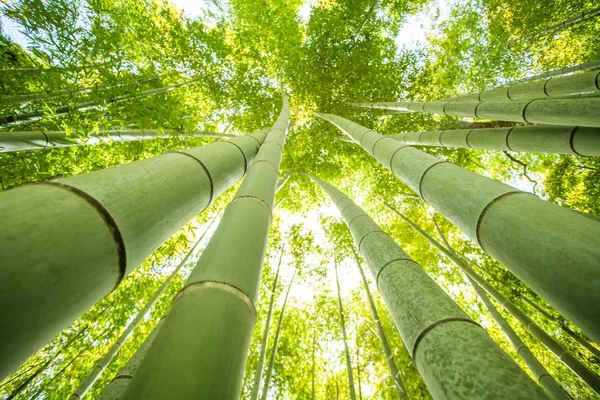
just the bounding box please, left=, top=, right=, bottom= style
left=1, top=0, right=599, bottom=398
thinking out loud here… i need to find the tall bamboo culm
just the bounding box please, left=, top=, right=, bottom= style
left=0, top=128, right=267, bottom=379
left=308, top=175, right=548, bottom=400
left=388, top=206, right=600, bottom=395
left=0, top=129, right=235, bottom=154
left=389, top=125, right=600, bottom=156
left=347, top=97, right=600, bottom=127
left=69, top=215, right=217, bottom=399
left=352, top=249, right=408, bottom=399
left=318, top=113, right=600, bottom=344
left=120, top=95, right=290, bottom=399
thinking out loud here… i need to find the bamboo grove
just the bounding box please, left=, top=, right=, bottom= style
left=1, top=0, right=599, bottom=399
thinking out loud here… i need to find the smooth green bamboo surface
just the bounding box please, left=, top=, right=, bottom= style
left=0, top=129, right=235, bottom=153
left=390, top=125, right=600, bottom=156
left=386, top=205, right=600, bottom=395
left=97, top=319, right=165, bottom=400
left=442, top=70, right=600, bottom=102
left=318, top=113, right=600, bottom=345
left=347, top=97, right=600, bottom=127
left=309, top=176, right=548, bottom=400
left=0, top=130, right=267, bottom=380
left=335, top=263, right=358, bottom=400
left=121, top=96, right=289, bottom=400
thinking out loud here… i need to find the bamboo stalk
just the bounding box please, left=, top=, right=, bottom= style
left=309, top=175, right=548, bottom=399
left=388, top=206, right=600, bottom=395
left=335, top=263, right=357, bottom=400
left=318, top=113, right=600, bottom=344
left=120, top=95, right=290, bottom=399
left=0, top=128, right=267, bottom=379
left=389, top=125, right=600, bottom=156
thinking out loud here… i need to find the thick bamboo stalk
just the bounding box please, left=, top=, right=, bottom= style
left=468, top=279, right=569, bottom=399
left=69, top=216, right=216, bottom=399
left=335, top=263, right=357, bottom=400
left=353, top=249, right=408, bottom=399
left=390, top=125, right=600, bottom=156
left=389, top=206, right=600, bottom=395
left=0, top=80, right=195, bottom=127
left=250, top=248, right=284, bottom=400
left=97, top=318, right=166, bottom=400
left=0, top=129, right=235, bottom=154
left=0, top=76, right=162, bottom=105
left=0, top=129, right=267, bottom=379
left=347, top=98, right=600, bottom=127
left=521, top=297, right=600, bottom=359
left=120, top=95, right=290, bottom=399
left=309, top=175, right=548, bottom=400
left=260, top=270, right=296, bottom=400
left=318, top=113, right=600, bottom=344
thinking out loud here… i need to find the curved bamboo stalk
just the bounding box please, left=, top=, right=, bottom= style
left=309, top=175, right=548, bottom=400
left=120, top=95, right=290, bottom=399
left=250, top=247, right=284, bottom=400
left=318, top=113, right=600, bottom=344
left=352, top=249, right=408, bottom=399
left=389, top=125, right=600, bottom=156
left=0, top=129, right=235, bottom=154
left=0, top=80, right=196, bottom=127
left=0, top=128, right=267, bottom=379
left=335, top=263, right=357, bottom=400
left=260, top=270, right=296, bottom=400
left=347, top=97, right=600, bottom=127
left=0, top=76, right=162, bottom=105
left=387, top=206, right=600, bottom=395
left=69, top=215, right=217, bottom=399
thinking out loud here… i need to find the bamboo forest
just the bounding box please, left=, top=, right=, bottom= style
left=1, top=0, right=600, bottom=398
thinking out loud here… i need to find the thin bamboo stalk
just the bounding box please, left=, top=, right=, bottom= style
left=388, top=206, right=600, bottom=395
left=250, top=247, right=284, bottom=400
left=486, top=60, right=600, bottom=89
left=318, top=113, right=600, bottom=344
left=0, top=128, right=267, bottom=379
left=260, top=270, right=296, bottom=400
left=309, top=175, right=548, bottom=400
left=390, top=125, right=600, bottom=156
left=120, top=95, right=290, bottom=399
left=0, top=80, right=195, bottom=127
left=335, top=263, right=357, bottom=400
left=353, top=249, right=408, bottom=399
left=0, top=129, right=235, bottom=154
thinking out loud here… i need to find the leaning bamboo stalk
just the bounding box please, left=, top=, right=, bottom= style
left=250, top=248, right=284, bottom=400
left=260, top=270, right=296, bottom=400
left=521, top=297, right=600, bottom=359
left=120, top=95, right=290, bottom=399
left=310, top=175, right=548, bottom=400
left=347, top=97, right=600, bottom=127
left=388, top=206, right=600, bottom=395
left=335, top=263, right=357, bottom=400
left=440, top=69, right=600, bottom=103
left=0, top=75, right=162, bottom=105
left=0, top=129, right=235, bottom=154
left=390, top=125, right=600, bottom=156
left=0, top=80, right=195, bottom=127
left=0, top=128, right=268, bottom=379
left=69, top=215, right=217, bottom=399
left=467, top=278, right=569, bottom=400
left=318, top=113, right=600, bottom=344
left=353, top=250, right=408, bottom=399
